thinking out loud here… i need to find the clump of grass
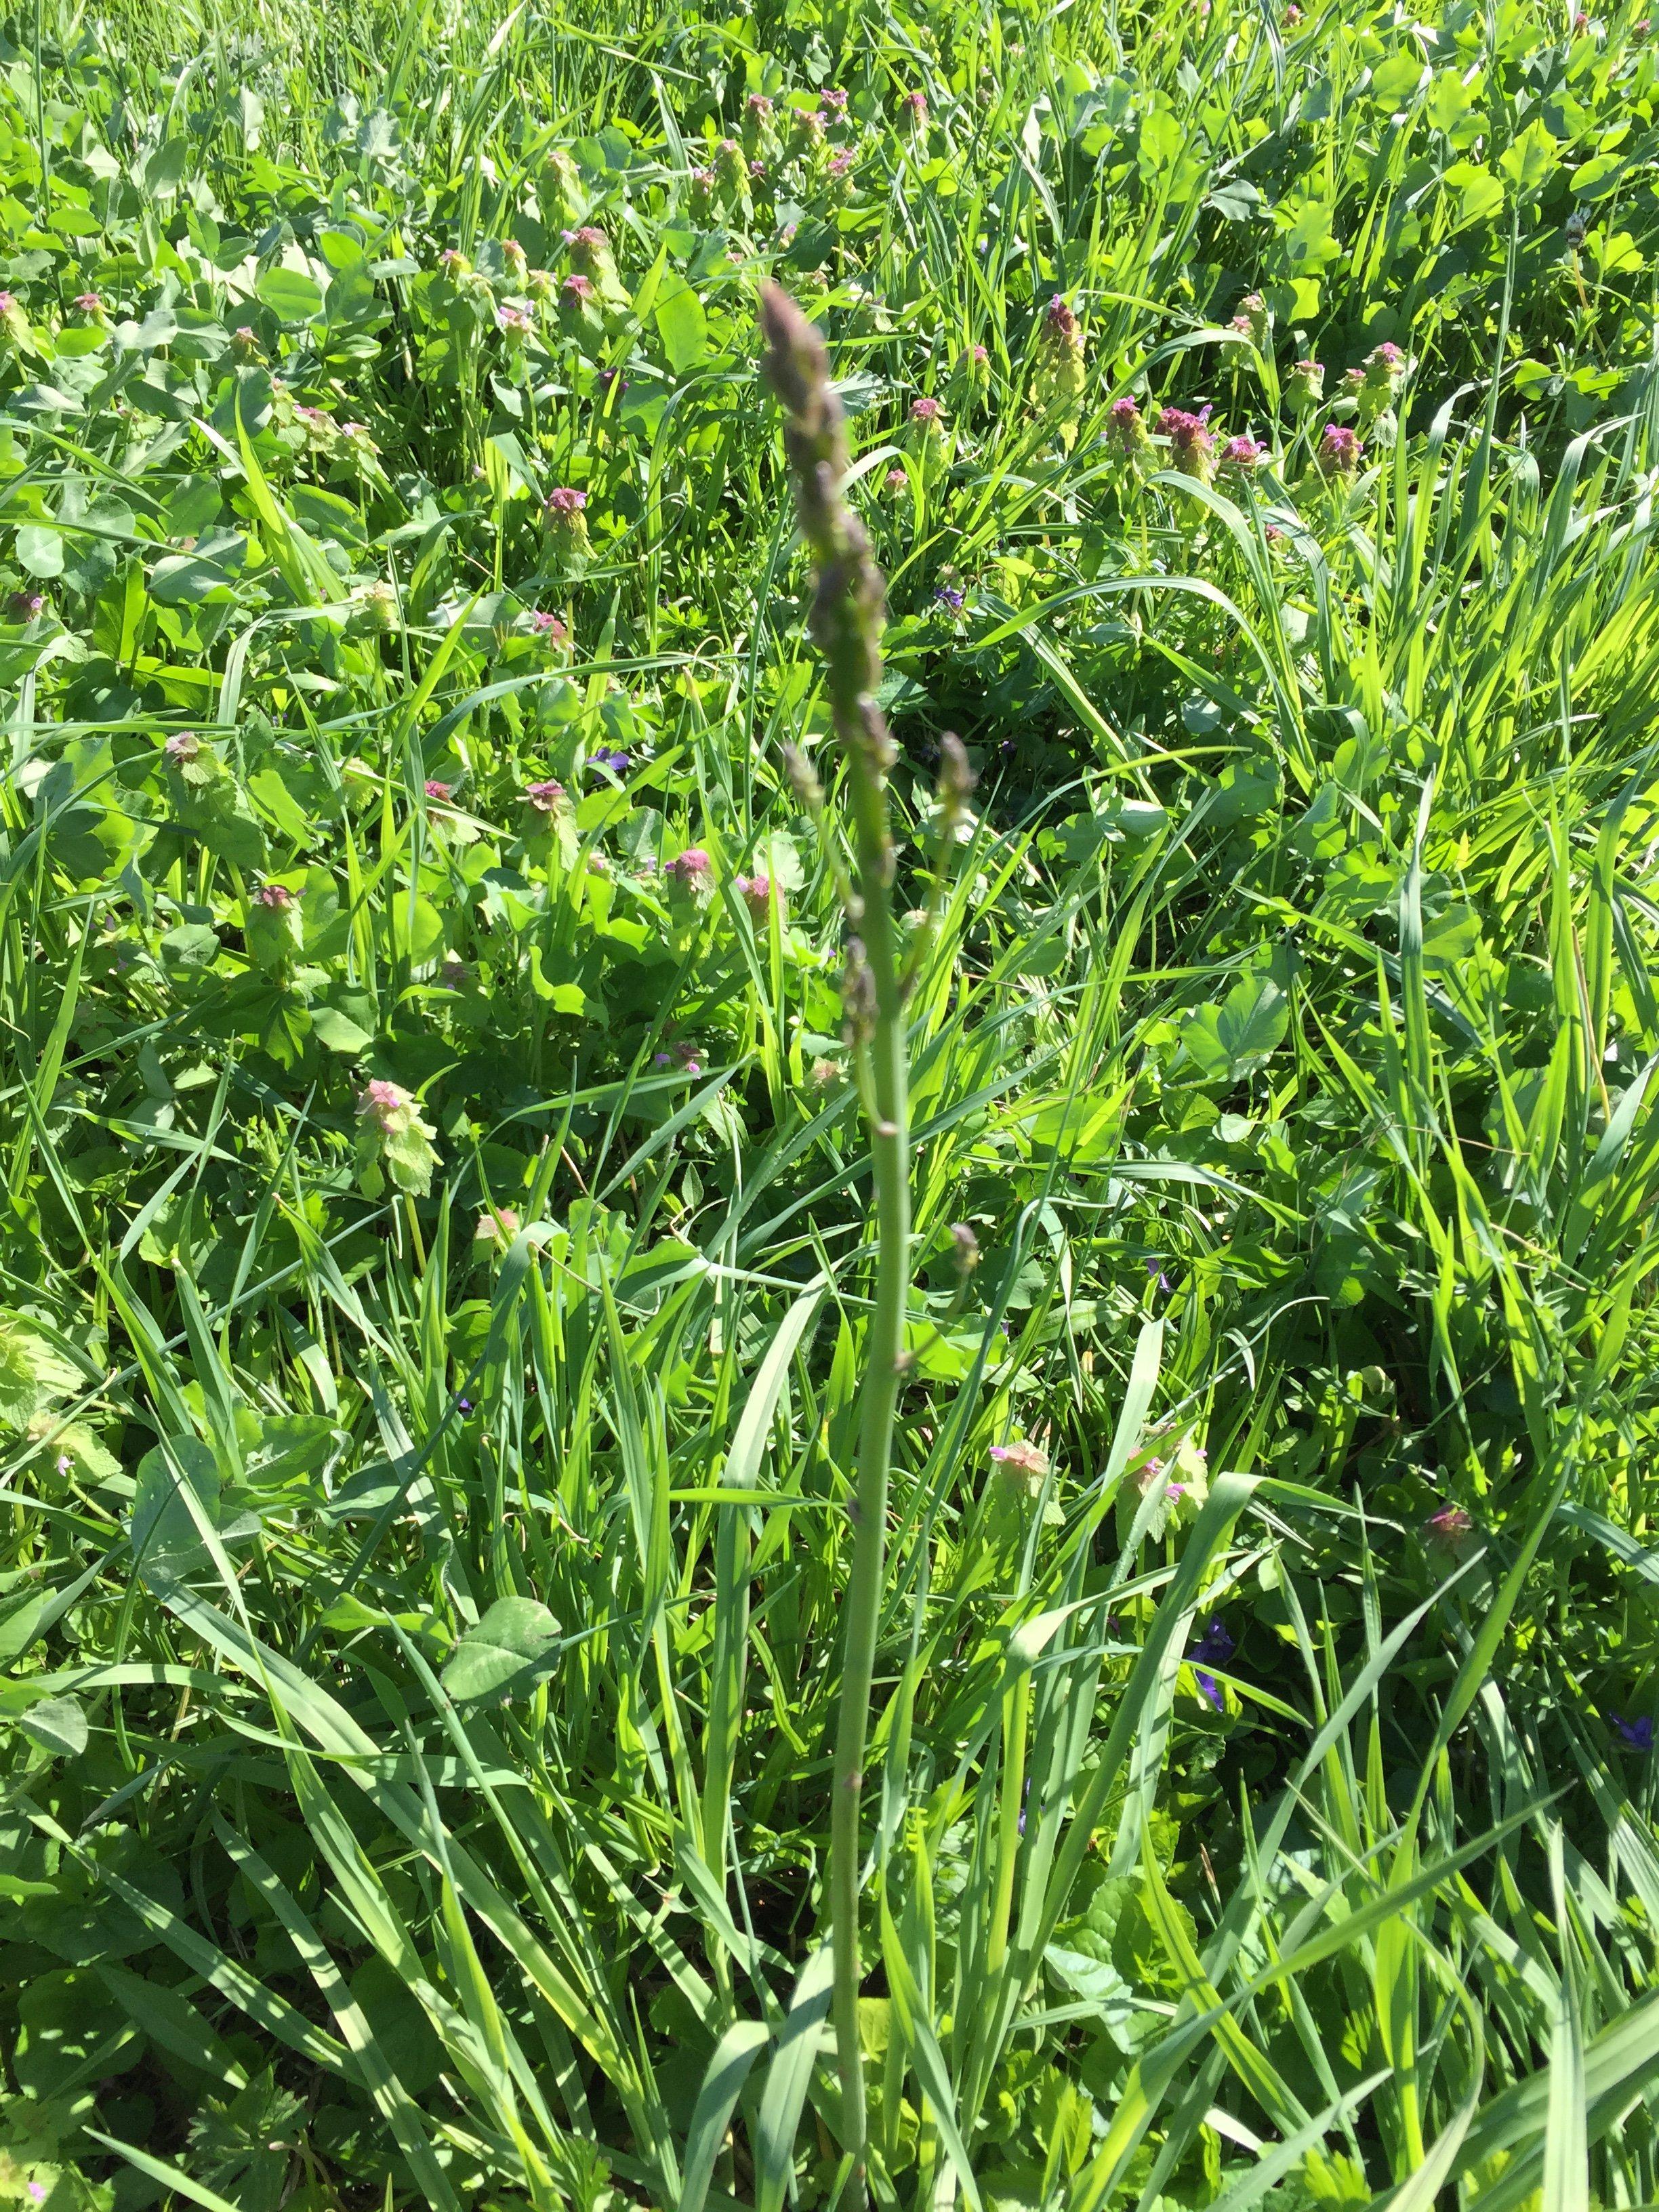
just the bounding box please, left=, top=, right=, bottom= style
left=2, top=0, right=1659, bottom=2207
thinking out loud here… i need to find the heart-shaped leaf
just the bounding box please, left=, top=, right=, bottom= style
left=441, top=1596, right=560, bottom=1703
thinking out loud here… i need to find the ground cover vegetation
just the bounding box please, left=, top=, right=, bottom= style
left=1, top=0, right=1658, bottom=2203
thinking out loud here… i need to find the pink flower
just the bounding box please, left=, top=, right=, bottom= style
left=73, top=291, right=102, bottom=312
left=1223, top=434, right=1265, bottom=466
left=531, top=609, right=569, bottom=639
left=7, top=590, right=44, bottom=619
left=746, top=92, right=773, bottom=118
left=562, top=272, right=594, bottom=302
left=819, top=87, right=848, bottom=115
left=497, top=302, right=533, bottom=334
left=524, top=779, right=565, bottom=811
left=885, top=466, right=908, bottom=491
left=989, top=1439, right=1048, bottom=1477
left=475, top=1206, right=520, bottom=1245
left=359, top=1078, right=409, bottom=1125
left=1426, top=1503, right=1473, bottom=1543
left=735, top=872, right=775, bottom=918
left=1046, top=294, right=1079, bottom=343
left=438, top=248, right=468, bottom=272
left=902, top=89, right=928, bottom=123
left=1317, top=422, right=1362, bottom=478
left=665, top=846, right=712, bottom=888
left=501, top=238, right=528, bottom=274
left=909, top=394, right=942, bottom=423
left=424, top=779, right=453, bottom=800
left=564, top=226, right=609, bottom=270
left=828, top=149, right=854, bottom=179
left=0, top=292, right=16, bottom=314
left=164, top=731, right=201, bottom=762
left=253, top=882, right=295, bottom=909
left=1155, top=405, right=1216, bottom=482
left=546, top=486, right=586, bottom=515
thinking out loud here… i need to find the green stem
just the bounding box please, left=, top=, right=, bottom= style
left=829, top=779, right=910, bottom=2180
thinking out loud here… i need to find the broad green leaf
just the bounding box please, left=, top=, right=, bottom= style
left=441, top=1595, right=561, bottom=1702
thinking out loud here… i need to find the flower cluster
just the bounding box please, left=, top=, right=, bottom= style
left=354, top=1080, right=441, bottom=1198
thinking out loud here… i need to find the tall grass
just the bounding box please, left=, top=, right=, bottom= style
left=1, top=0, right=1659, bottom=2205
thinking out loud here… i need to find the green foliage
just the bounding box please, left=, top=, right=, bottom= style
left=2, top=0, right=1659, bottom=2204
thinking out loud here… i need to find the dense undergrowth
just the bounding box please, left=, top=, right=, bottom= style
left=3, top=0, right=1659, bottom=2204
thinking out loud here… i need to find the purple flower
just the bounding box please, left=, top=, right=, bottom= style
left=1615, top=1715, right=1654, bottom=1751
left=910, top=394, right=942, bottom=424
left=1155, top=405, right=1216, bottom=483
left=1317, top=423, right=1363, bottom=480
left=1222, top=434, right=1265, bottom=468
left=457, top=1397, right=474, bottom=1414
left=1195, top=1671, right=1223, bottom=1711
left=1046, top=294, right=1079, bottom=344
left=934, top=583, right=964, bottom=612
left=7, top=590, right=45, bottom=621
left=588, top=747, right=631, bottom=779
left=1191, top=1617, right=1234, bottom=1666
left=1145, top=1257, right=1172, bottom=1292
left=524, top=778, right=565, bottom=811
left=531, top=610, right=569, bottom=640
